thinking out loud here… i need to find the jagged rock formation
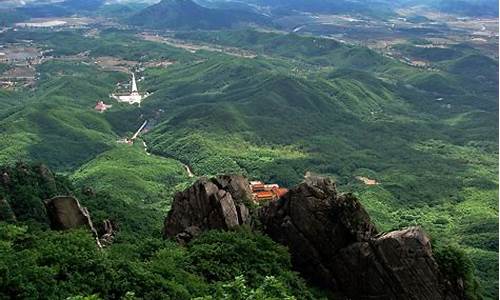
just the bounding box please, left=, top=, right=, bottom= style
left=332, top=227, right=462, bottom=300
left=258, top=175, right=464, bottom=300
left=164, top=174, right=465, bottom=299
left=164, top=175, right=252, bottom=243
left=258, top=176, right=376, bottom=289
left=98, top=219, right=116, bottom=246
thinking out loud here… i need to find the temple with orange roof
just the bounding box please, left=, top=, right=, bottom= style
left=249, top=181, right=288, bottom=203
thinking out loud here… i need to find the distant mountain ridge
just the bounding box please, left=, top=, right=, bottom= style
left=194, top=0, right=499, bottom=17
left=128, top=0, right=272, bottom=30
left=17, top=0, right=104, bottom=18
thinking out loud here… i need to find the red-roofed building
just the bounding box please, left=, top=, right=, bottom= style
left=95, top=100, right=112, bottom=113
left=255, top=191, right=275, bottom=201
left=250, top=181, right=288, bottom=203
left=251, top=183, right=265, bottom=192
left=274, top=188, right=288, bottom=198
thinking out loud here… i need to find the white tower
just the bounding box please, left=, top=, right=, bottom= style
left=110, top=71, right=150, bottom=106
left=131, top=72, right=138, bottom=94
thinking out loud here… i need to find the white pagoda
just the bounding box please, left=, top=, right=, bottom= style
left=110, top=72, right=150, bottom=105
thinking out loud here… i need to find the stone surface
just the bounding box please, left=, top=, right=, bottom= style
left=258, top=175, right=464, bottom=300
left=44, top=195, right=107, bottom=247
left=163, top=174, right=465, bottom=299
left=99, top=219, right=116, bottom=246
left=163, top=175, right=252, bottom=243
left=332, top=227, right=464, bottom=299
left=44, top=196, right=98, bottom=233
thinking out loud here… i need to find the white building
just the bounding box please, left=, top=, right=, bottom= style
left=110, top=72, right=150, bottom=106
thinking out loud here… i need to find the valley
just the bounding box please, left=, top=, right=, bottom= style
left=0, top=0, right=497, bottom=299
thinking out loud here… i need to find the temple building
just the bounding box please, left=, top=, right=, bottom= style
left=110, top=72, right=150, bottom=106
left=249, top=181, right=288, bottom=203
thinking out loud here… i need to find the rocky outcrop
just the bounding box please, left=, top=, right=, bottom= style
left=163, top=175, right=252, bottom=243
left=331, top=227, right=463, bottom=300
left=0, top=163, right=114, bottom=248
left=258, top=175, right=464, bottom=300
left=44, top=196, right=98, bottom=233
left=258, top=176, right=376, bottom=290
left=44, top=195, right=118, bottom=248
left=164, top=174, right=465, bottom=299
left=44, top=196, right=114, bottom=248
left=98, top=219, right=116, bottom=246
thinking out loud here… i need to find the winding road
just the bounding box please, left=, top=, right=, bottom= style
left=131, top=120, right=195, bottom=178
left=141, top=139, right=195, bottom=178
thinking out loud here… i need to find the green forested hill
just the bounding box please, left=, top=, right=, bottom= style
left=174, top=30, right=396, bottom=71
left=128, top=0, right=271, bottom=30
left=71, top=145, right=192, bottom=212
left=0, top=28, right=497, bottom=298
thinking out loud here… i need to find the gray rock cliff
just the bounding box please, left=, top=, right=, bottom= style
left=163, top=174, right=465, bottom=299
left=164, top=175, right=252, bottom=243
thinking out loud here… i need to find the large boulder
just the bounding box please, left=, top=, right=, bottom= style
left=44, top=195, right=106, bottom=248
left=163, top=175, right=252, bottom=243
left=258, top=175, right=464, bottom=300
left=44, top=196, right=98, bottom=234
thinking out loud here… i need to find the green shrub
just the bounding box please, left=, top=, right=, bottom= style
left=434, top=244, right=483, bottom=300
left=186, top=229, right=316, bottom=299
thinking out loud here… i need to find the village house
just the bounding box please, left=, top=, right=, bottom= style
left=94, top=100, right=112, bottom=113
